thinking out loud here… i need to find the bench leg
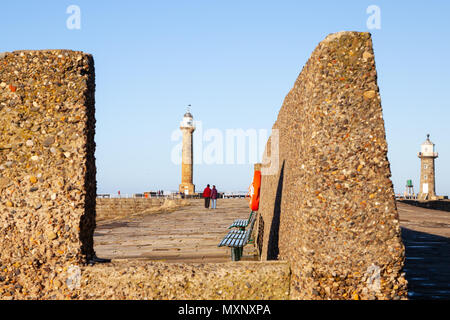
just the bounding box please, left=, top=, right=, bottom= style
left=231, top=247, right=241, bottom=261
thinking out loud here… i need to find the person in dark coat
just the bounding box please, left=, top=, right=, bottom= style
left=203, top=184, right=211, bottom=208
left=210, top=185, right=218, bottom=209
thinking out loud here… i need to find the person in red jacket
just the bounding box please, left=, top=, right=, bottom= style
left=203, top=184, right=211, bottom=208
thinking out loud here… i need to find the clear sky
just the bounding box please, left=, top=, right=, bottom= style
left=1, top=1, right=449, bottom=196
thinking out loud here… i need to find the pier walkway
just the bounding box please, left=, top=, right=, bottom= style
left=94, top=198, right=257, bottom=263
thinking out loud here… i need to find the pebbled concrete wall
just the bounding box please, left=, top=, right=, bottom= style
left=0, top=50, right=97, bottom=298
left=78, top=261, right=290, bottom=300
left=0, top=50, right=289, bottom=300
left=257, top=32, right=408, bottom=300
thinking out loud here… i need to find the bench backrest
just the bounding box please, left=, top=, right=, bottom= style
left=244, top=212, right=257, bottom=244
left=246, top=211, right=255, bottom=225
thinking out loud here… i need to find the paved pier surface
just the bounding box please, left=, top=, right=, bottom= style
left=397, top=202, right=450, bottom=300
left=94, top=198, right=256, bottom=263
left=94, top=199, right=450, bottom=299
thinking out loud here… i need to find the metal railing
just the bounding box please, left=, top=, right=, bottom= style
left=97, top=192, right=248, bottom=199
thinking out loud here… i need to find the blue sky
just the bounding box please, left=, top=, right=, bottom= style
left=1, top=1, right=449, bottom=196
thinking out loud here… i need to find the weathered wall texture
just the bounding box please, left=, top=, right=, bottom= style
left=78, top=261, right=290, bottom=300
left=0, top=50, right=97, bottom=297
left=257, top=32, right=408, bottom=300
left=0, top=50, right=289, bottom=300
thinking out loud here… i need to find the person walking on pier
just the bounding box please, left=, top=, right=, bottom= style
left=211, top=185, right=218, bottom=209
left=203, top=184, right=211, bottom=208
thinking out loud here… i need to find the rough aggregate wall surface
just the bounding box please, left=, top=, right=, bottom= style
left=258, top=32, right=407, bottom=300
left=78, top=261, right=290, bottom=300
left=0, top=50, right=96, bottom=298
left=0, top=50, right=289, bottom=300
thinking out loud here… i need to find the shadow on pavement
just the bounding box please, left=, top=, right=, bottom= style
left=401, top=227, right=450, bottom=300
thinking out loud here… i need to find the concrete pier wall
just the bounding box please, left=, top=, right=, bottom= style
left=0, top=50, right=289, bottom=300
left=257, top=32, right=408, bottom=300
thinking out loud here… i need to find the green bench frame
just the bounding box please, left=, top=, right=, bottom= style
left=218, top=211, right=256, bottom=261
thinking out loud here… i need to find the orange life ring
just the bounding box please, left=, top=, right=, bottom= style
left=247, top=170, right=261, bottom=211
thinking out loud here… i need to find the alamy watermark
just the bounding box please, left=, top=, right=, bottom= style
left=66, top=265, right=81, bottom=290
left=365, top=264, right=381, bottom=293
left=66, top=5, right=81, bottom=30
left=366, top=5, right=381, bottom=30
left=171, top=121, right=279, bottom=175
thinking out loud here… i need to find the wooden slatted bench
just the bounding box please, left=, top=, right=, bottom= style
left=228, top=211, right=255, bottom=231
left=218, top=212, right=256, bottom=261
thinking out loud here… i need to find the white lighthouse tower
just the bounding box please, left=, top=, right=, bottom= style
left=418, top=134, right=438, bottom=200
left=179, top=108, right=195, bottom=195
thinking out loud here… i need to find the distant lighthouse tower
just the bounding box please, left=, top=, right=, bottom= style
left=418, top=134, right=438, bottom=200
left=179, top=108, right=195, bottom=195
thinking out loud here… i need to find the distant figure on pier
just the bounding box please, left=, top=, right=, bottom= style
left=211, top=185, right=218, bottom=209
left=203, top=184, right=211, bottom=208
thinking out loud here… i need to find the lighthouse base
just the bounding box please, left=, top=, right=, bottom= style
left=418, top=193, right=438, bottom=201
left=179, top=183, right=195, bottom=196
